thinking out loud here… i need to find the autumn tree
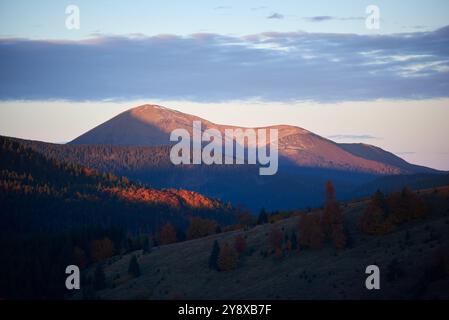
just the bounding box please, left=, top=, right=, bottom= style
left=238, top=211, right=253, bottom=229
left=298, top=213, right=323, bottom=249
left=234, top=235, right=247, bottom=255
left=218, top=243, right=238, bottom=271
left=90, top=237, right=115, bottom=262
left=73, top=246, right=87, bottom=269
left=387, top=187, right=426, bottom=224
left=320, top=181, right=348, bottom=249
left=128, top=255, right=141, bottom=278
left=331, top=224, right=347, bottom=250
left=360, top=205, right=392, bottom=235
left=186, top=217, right=217, bottom=240
left=321, top=181, right=344, bottom=238
left=269, top=225, right=283, bottom=251
left=209, top=240, right=220, bottom=270
left=160, top=223, right=177, bottom=245
left=359, top=189, right=409, bottom=235
left=325, top=180, right=336, bottom=202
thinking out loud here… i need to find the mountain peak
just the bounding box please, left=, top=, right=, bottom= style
left=69, top=104, right=436, bottom=175
left=132, top=104, right=171, bottom=112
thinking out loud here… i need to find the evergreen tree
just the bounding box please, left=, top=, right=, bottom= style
left=176, top=228, right=186, bottom=242
left=142, top=236, right=151, bottom=254
left=128, top=255, right=141, bottom=278
left=209, top=240, right=220, bottom=270
left=290, top=230, right=298, bottom=250
left=372, top=189, right=387, bottom=213
left=257, top=208, right=268, bottom=225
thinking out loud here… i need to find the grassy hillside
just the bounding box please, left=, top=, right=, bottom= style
left=82, top=186, right=449, bottom=300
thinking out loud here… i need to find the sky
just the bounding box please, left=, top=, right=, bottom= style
left=0, top=0, right=449, bottom=170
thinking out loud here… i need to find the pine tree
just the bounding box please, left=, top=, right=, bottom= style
left=93, top=264, right=106, bottom=291
left=372, top=189, right=387, bottom=212
left=209, top=240, right=220, bottom=270
left=257, top=208, right=268, bottom=224
left=290, top=231, right=298, bottom=250
left=128, top=255, right=141, bottom=278
left=142, top=236, right=151, bottom=254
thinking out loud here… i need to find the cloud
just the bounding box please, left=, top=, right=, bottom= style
left=395, top=151, right=416, bottom=155
left=303, top=16, right=364, bottom=22
left=304, top=16, right=333, bottom=22
left=214, top=6, right=231, bottom=10
left=327, top=134, right=379, bottom=140
left=267, top=13, right=284, bottom=19
left=1, top=26, right=449, bottom=102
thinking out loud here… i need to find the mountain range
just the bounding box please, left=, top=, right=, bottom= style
left=71, top=104, right=436, bottom=175
left=2, top=104, right=449, bottom=299
left=8, top=104, right=448, bottom=211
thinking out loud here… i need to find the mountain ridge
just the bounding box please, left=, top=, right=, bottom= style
left=70, top=104, right=438, bottom=175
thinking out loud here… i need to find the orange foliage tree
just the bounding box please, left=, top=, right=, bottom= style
left=321, top=181, right=345, bottom=242
left=186, top=217, right=217, bottom=240
left=159, top=223, right=177, bottom=245
left=237, top=211, right=253, bottom=228
left=387, top=187, right=426, bottom=224
left=73, top=246, right=88, bottom=268
left=269, top=225, right=283, bottom=251
left=331, top=224, right=347, bottom=250
left=359, top=205, right=392, bottom=235
left=234, top=235, right=247, bottom=255
left=90, top=237, right=115, bottom=262
left=218, top=243, right=238, bottom=271
left=298, top=213, right=324, bottom=249
left=360, top=188, right=425, bottom=235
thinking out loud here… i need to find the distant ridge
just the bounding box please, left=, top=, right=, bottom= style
left=70, top=104, right=438, bottom=175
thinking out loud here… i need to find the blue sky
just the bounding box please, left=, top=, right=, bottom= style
left=1, top=0, right=449, bottom=39
left=0, top=1, right=448, bottom=170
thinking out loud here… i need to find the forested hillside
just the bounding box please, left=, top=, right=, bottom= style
left=0, top=136, right=236, bottom=299
left=10, top=136, right=449, bottom=212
